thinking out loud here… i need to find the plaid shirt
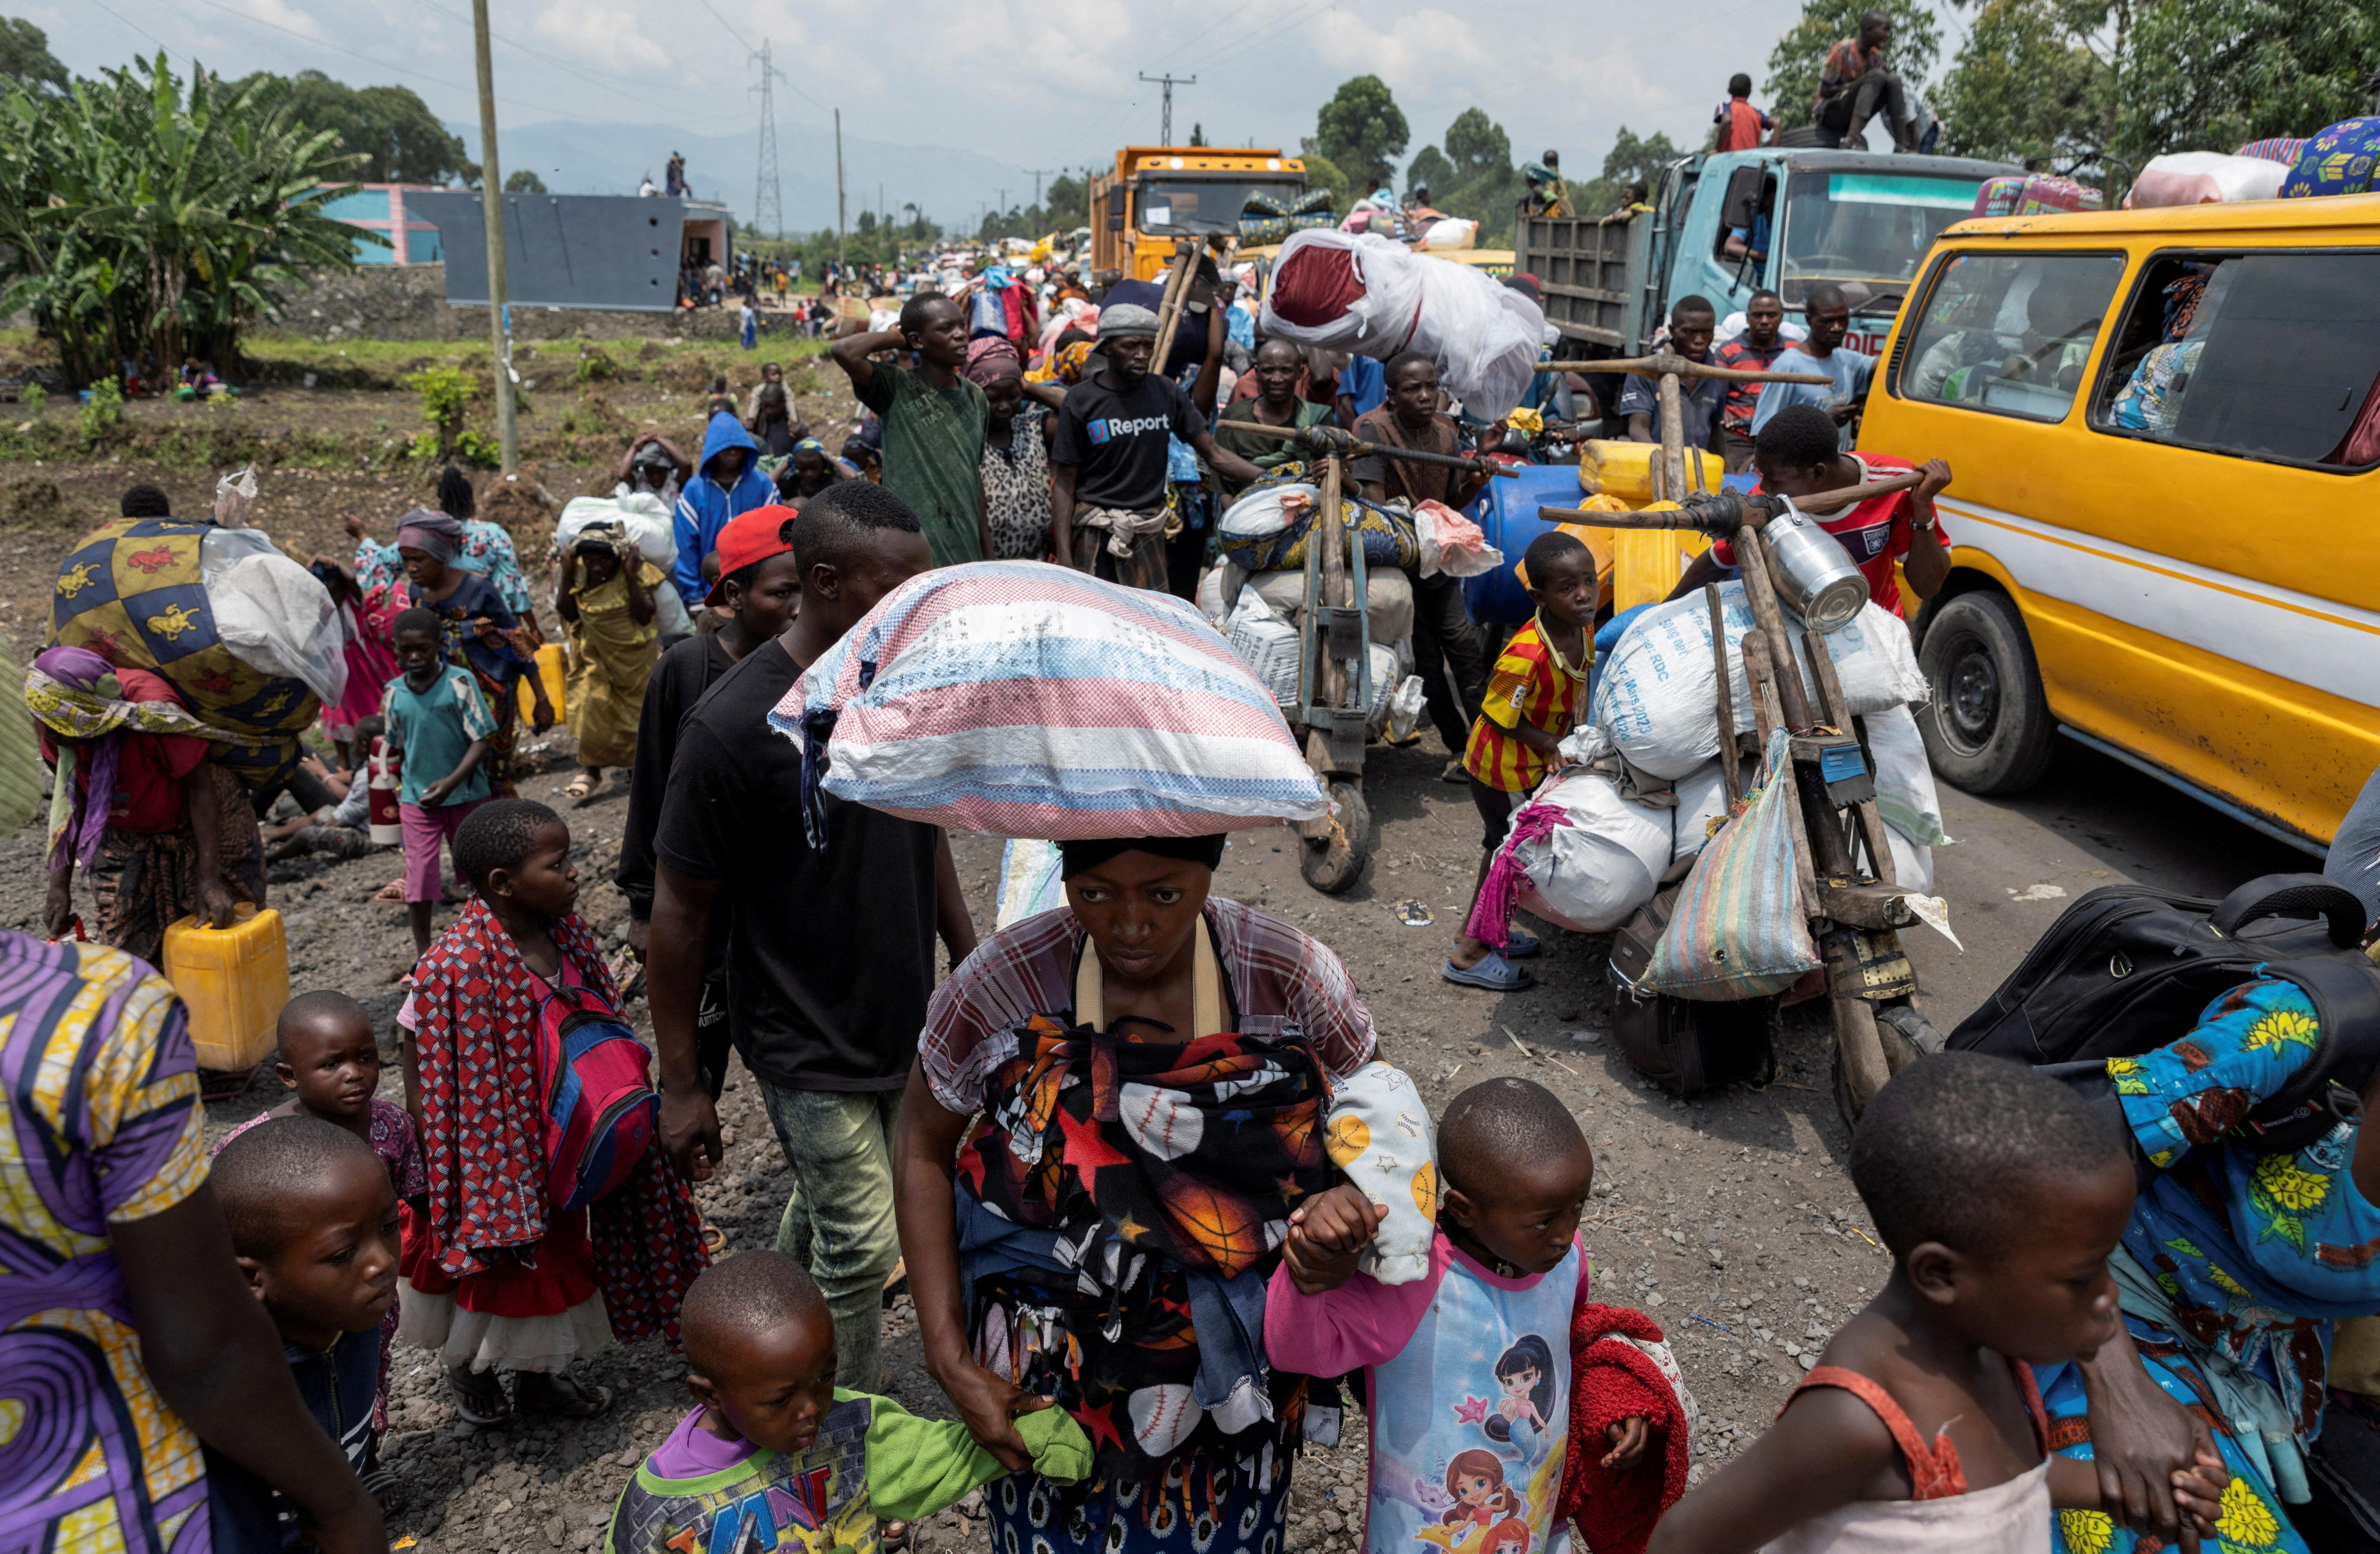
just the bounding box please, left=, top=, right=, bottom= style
left=1714, top=335, right=1792, bottom=435
left=918, top=898, right=1378, bottom=1115
left=1819, top=39, right=1882, bottom=106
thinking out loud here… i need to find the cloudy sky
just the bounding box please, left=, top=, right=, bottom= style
left=24, top=0, right=1967, bottom=224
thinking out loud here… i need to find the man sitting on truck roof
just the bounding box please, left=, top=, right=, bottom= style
left=1667, top=402, right=1953, bottom=621
left=1816, top=10, right=1917, bottom=152
left=1751, top=283, right=1876, bottom=451
left=1622, top=296, right=1726, bottom=456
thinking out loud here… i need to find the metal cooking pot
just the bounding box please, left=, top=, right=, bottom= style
left=1761, top=499, right=1869, bottom=631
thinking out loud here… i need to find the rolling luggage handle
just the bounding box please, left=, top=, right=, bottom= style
left=2210, top=874, right=2367, bottom=948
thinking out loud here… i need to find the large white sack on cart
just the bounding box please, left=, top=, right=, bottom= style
left=1224, top=589, right=1302, bottom=706
left=1197, top=561, right=1416, bottom=648
left=1507, top=768, right=1675, bottom=933
left=1258, top=230, right=1547, bottom=419
left=772, top=561, right=1328, bottom=841
left=1865, top=702, right=1949, bottom=846
left=1591, top=582, right=1926, bottom=781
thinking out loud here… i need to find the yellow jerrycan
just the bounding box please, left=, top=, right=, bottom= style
left=515, top=641, right=567, bottom=721
left=162, top=904, right=290, bottom=1074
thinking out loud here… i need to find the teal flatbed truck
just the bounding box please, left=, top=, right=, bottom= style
left=1521, top=147, right=2020, bottom=358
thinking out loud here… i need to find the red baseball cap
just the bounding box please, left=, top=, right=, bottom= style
left=703, top=505, right=798, bottom=608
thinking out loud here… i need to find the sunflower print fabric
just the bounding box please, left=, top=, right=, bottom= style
left=2042, top=978, right=2380, bottom=1554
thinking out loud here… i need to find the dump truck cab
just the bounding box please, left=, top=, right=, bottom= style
left=1089, top=147, right=1308, bottom=281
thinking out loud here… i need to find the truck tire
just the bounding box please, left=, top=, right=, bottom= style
left=1916, top=590, right=2057, bottom=795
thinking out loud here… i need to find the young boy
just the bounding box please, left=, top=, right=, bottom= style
left=211, top=1116, right=403, bottom=1541
left=607, top=1252, right=1090, bottom=1554
left=830, top=293, right=991, bottom=568
left=1647, top=1054, right=2225, bottom=1553
left=383, top=607, right=494, bottom=955
left=219, top=992, right=427, bottom=1463
left=1445, top=531, right=1595, bottom=992
left=1268, top=1078, right=1647, bottom=1554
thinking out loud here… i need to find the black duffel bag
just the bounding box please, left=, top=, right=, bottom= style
left=1948, top=872, right=2380, bottom=1154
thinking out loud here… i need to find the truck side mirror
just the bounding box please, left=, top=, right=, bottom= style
left=1108, top=187, right=1127, bottom=232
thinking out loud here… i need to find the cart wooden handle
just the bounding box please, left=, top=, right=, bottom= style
left=1534, top=353, right=1833, bottom=386
left=1785, top=469, right=1928, bottom=514
left=1213, top=421, right=1521, bottom=478
left=1533, top=468, right=1932, bottom=531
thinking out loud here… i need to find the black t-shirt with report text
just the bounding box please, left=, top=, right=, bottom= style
left=653, top=639, right=939, bottom=1092
left=1052, top=369, right=1206, bottom=512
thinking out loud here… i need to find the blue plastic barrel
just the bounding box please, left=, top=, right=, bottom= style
left=1460, top=465, right=1598, bottom=628
left=1460, top=464, right=1759, bottom=627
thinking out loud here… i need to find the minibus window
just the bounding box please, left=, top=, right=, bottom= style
left=2093, top=252, right=2380, bottom=470
left=1896, top=253, right=2125, bottom=422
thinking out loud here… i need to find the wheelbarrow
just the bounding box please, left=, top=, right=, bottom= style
left=1214, top=420, right=1519, bottom=892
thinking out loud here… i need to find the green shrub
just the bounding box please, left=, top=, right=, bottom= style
left=408, top=365, right=473, bottom=456
left=452, top=428, right=501, bottom=469
left=77, top=376, right=122, bottom=444
left=18, top=382, right=44, bottom=414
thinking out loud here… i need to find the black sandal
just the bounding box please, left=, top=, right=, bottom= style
left=516, top=1371, right=611, bottom=1419
left=449, top=1368, right=511, bottom=1427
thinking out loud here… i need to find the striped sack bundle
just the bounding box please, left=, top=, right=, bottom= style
left=767, top=561, right=1329, bottom=844
left=1646, top=729, right=1819, bottom=1001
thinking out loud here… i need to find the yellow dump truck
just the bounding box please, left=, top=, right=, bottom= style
left=1089, top=146, right=1309, bottom=281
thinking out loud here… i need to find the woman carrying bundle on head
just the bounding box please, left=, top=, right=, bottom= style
left=553, top=518, right=663, bottom=804
left=892, top=834, right=1381, bottom=1554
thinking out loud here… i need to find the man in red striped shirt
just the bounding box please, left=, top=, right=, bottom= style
left=1713, top=290, right=1793, bottom=470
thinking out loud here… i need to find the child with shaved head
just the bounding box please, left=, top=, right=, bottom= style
left=1648, top=1053, right=2225, bottom=1553
left=217, top=990, right=424, bottom=1492
left=1266, top=1077, right=1659, bottom=1554
left=210, top=1116, right=402, bottom=1542
left=606, top=1252, right=1092, bottom=1554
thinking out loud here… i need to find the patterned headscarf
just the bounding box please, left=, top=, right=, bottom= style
left=965, top=337, right=1023, bottom=386
left=1052, top=340, right=1096, bottom=385
left=395, top=507, right=464, bottom=562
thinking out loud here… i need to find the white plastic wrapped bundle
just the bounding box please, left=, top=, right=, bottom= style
left=1224, top=589, right=1301, bottom=706
left=1508, top=769, right=1674, bottom=933
left=1258, top=230, right=1547, bottom=418
left=556, top=493, right=679, bottom=569
left=1589, top=582, right=1927, bottom=780
left=199, top=529, right=347, bottom=706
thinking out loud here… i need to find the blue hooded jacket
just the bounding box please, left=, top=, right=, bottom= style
left=672, top=412, right=774, bottom=600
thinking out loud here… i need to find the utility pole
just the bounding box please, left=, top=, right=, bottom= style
left=1024, top=166, right=1058, bottom=209
left=750, top=39, right=785, bottom=240
left=1138, top=73, right=1196, bottom=145
left=833, top=108, right=846, bottom=267
left=470, top=0, right=516, bottom=471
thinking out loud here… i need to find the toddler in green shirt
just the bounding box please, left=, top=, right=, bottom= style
left=608, top=1253, right=1090, bottom=1554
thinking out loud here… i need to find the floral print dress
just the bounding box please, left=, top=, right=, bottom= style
left=2041, top=978, right=2380, bottom=1554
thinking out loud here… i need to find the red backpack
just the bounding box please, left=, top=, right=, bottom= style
left=530, top=972, right=658, bottom=1213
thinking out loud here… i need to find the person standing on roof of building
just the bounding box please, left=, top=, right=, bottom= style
left=1714, top=73, right=1775, bottom=151
left=830, top=293, right=993, bottom=570
left=1049, top=302, right=1263, bottom=594
left=666, top=151, right=687, bottom=197
left=1816, top=10, right=1918, bottom=151
left=672, top=411, right=775, bottom=603
left=1750, top=283, right=1876, bottom=450
left=1621, top=296, right=1727, bottom=459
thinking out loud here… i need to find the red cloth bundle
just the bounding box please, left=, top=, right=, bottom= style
left=1556, top=1302, right=1695, bottom=1554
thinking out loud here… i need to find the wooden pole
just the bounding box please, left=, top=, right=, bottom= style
left=470, top=0, right=518, bottom=472
left=1706, top=584, right=1740, bottom=804
left=1148, top=242, right=1198, bottom=376
left=1534, top=353, right=1832, bottom=385
left=1309, top=455, right=1351, bottom=776
left=834, top=109, right=846, bottom=267
left=1656, top=369, right=1687, bottom=505
left=1732, top=527, right=1818, bottom=730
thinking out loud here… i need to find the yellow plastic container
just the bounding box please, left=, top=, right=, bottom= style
left=1576, top=439, right=1724, bottom=504
left=161, top=904, right=290, bottom=1074
left=515, top=642, right=566, bottom=721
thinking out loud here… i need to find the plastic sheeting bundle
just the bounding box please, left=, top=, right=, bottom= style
left=769, top=561, right=1328, bottom=842
left=1258, top=230, right=1547, bottom=419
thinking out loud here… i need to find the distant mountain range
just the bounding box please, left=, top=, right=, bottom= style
left=449, top=116, right=1066, bottom=236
